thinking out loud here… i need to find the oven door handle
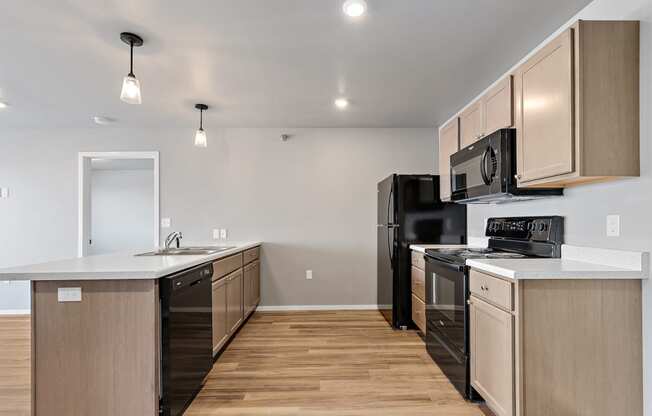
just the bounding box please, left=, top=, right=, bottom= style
left=426, top=258, right=465, bottom=274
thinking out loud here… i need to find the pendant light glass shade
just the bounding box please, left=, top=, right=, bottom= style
left=120, top=74, right=142, bottom=104
left=194, top=128, right=207, bottom=147
left=119, top=33, right=144, bottom=104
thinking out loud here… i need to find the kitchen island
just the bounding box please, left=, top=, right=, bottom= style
left=0, top=242, right=262, bottom=416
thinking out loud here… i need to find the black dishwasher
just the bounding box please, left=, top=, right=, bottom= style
left=160, top=263, right=213, bottom=416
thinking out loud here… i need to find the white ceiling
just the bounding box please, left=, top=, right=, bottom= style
left=0, top=0, right=591, bottom=128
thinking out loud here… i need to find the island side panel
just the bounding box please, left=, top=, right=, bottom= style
left=32, top=279, right=159, bottom=416
left=520, top=279, right=642, bottom=416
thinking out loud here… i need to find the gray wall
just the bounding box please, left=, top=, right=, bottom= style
left=89, top=169, right=155, bottom=255
left=445, top=0, right=652, bottom=411
left=0, top=128, right=435, bottom=310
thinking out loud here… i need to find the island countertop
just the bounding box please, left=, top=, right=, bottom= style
left=0, top=241, right=262, bottom=281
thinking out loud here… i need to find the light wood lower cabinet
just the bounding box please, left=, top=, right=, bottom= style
left=469, top=295, right=514, bottom=416
left=226, top=269, right=244, bottom=334
left=243, top=260, right=260, bottom=317
left=212, top=277, right=228, bottom=353
left=469, top=269, right=643, bottom=416
left=410, top=250, right=426, bottom=334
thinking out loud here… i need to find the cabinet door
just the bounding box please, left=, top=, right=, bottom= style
left=470, top=296, right=514, bottom=416
left=252, top=260, right=260, bottom=305
left=483, top=76, right=513, bottom=135
left=438, top=118, right=459, bottom=201
left=460, top=100, right=484, bottom=148
left=212, top=278, right=228, bottom=353
left=516, top=28, right=574, bottom=183
left=243, top=263, right=254, bottom=316
left=226, top=269, right=243, bottom=334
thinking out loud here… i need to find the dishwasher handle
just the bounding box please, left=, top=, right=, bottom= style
left=169, top=264, right=213, bottom=291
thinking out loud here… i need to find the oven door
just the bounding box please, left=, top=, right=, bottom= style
left=450, top=134, right=502, bottom=202
left=425, top=257, right=467, bottom=356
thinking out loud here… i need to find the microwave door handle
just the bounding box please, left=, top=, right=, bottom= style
left=480, top=147, right=491, bottom=185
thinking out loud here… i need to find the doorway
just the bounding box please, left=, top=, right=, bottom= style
left=78, top=152, right=159, bottom=257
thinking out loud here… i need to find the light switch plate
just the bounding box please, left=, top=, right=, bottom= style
left=0, top=188, right=8, bottom=198
left=213, top=229, right=221, bottom=240
left=306, top=270, right=313, bottom=280
left=220, top=229, right=228, bottom=240
left=161, top=218, right=171, bottom=228
left=606, top=215, right=620, bottom=237
left=58, top=287, right=82, bottom=302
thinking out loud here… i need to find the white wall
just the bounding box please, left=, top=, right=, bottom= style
left=0, top=127, right=435, bottom=311
left=440, top=0, right=652, bottom=412
left=89, top=169, right=154, bottom=255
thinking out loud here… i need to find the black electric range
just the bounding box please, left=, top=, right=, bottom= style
left=422, top=216, right=564, bottom=401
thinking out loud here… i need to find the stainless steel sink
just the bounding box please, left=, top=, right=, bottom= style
left=135, top=246, right=235, bottom=256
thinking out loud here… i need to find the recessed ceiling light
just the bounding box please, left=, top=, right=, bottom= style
left=343, top=0, right=367, bottom=17
left=0, top=101, right=8, bottom=109
left=334, top=98, right=350, bottom=110
left=93, top=116, right=116, bottom=125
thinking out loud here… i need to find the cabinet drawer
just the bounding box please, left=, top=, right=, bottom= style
left=469, top=269, right=512, bottom=311
left=411, top=266, right=425, bottom=302
left=411, top=294, right=426, bottom=334
left=243, top=246, right=260, bottom=265
left=411, top=251, right=425, bottom=270
left=213, top=253, right=243, bottom=281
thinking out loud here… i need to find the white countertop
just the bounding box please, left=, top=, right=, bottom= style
left=410, top=237, right=488, bottom=254
left=410, top=244, right=467, bottom=253
left=467, top=245, right=649, bottom=280
left=0, top=242, right=262, bottom=281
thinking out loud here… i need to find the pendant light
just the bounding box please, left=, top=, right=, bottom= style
left=194, top=104, right=208, bottom=147
left=119, top=32, right=144, bottom=104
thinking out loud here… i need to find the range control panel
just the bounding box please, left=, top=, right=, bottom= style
left=485, top=216, right=564, bottom=242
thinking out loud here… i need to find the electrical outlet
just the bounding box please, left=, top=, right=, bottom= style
left=306, top=270, right=313, bottom=280
left=58, top=287, right=82, bottom=302
left=213, top=229, right=221, bottom=240
left=161, top=218, right=171, bottom=228
left=606, top=215, right=620, bottom=237
left=220, top=229, right=228, bottom=240
left=0, top=188, right=8, bottom=198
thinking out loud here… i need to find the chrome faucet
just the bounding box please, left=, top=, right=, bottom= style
left=164, top=231, right=183, bottom=250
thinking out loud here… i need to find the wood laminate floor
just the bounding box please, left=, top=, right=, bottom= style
left=186, top=310, right=486, bottom=416
left=0, top=311, right=488, bottom=416
left=0, top=315, right=30, bottom=416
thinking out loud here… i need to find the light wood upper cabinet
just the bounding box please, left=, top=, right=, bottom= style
left=460, top=100, right=484, bottom=148
left=516, top=28, right=574, bottom=183
left=212, top=277, right=228, bottom=353
left=438, top=117, right=459, bottom=201
left=483, top=76, right=513, bottom=135
left=470, top=295, right=514, bottom=416
left=514, top=20, right=640, bottom=187
left=459, top=76, right=514, bottom=149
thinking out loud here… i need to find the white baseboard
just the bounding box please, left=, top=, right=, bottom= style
left=257, top=304, right=379, bottom=312
left=0, top=309, right=30, bottom=315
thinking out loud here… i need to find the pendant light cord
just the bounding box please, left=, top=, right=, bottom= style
left=129, top=41, right=134, bottom=77
left=199, top=108, right=204, bottom=130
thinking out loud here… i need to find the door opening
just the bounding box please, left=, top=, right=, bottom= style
left=78, top=152, right=159, bottom=257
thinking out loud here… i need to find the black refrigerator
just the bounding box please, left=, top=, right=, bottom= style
left=377, top=174, right=467, bottom=329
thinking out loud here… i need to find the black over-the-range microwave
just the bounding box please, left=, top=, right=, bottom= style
left=449, top=128, right=562, bottom=204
